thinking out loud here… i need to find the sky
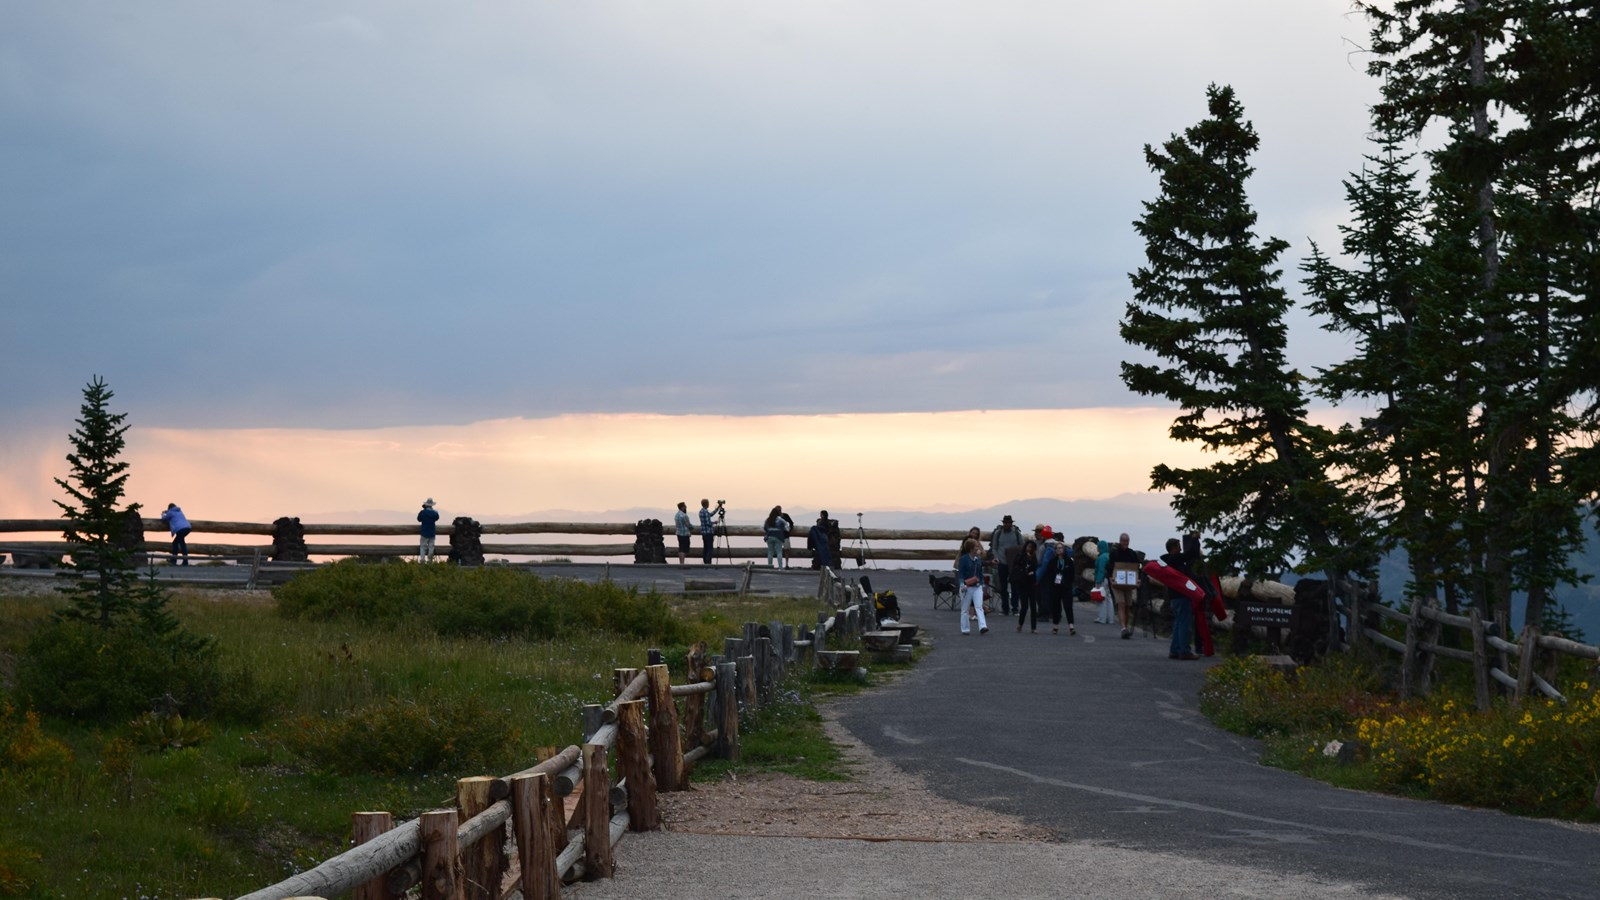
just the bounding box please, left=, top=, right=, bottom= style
left=0, top=1, right=1385, bottom=522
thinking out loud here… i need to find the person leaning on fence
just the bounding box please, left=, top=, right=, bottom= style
left=808, top=511, right=835, bottom=570
left=958, top=537, right=989, bottom=635
left=698, top=499, right=716, bottom=565
left=763, top=506, right=789, bottom=568
left=1109, top=532, right=1141, bottom=639
left=160, top=503, right=192, bottom=566
left=673, top=501, right=692, bottom=565
left=991, top=514, right=1024, bottom=616
left=417, top=498, right=440, bottom=563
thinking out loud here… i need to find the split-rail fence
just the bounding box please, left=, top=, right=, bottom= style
left=221, top=566, right=893, bottom=900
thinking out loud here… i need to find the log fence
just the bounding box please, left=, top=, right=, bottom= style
left=223, top=590, right=875, bottom=900
left=1346, top=594, right=1598, bottom=709
left=0, top=517, right=973, bottom=567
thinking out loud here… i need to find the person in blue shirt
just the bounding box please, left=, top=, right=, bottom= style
left=160, top=503, right=192, bottom=566
left=957, top=538, right=989, bottom=635
left=417, top=498, right=440, bottom=562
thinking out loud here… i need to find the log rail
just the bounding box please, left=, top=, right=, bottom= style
left=1343, top=595, right=1597, bottom=708
left=0, top=518, right=972, bottom=563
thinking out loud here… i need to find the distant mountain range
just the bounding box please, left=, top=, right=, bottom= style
left=311, top=493, right=1596, bottom=642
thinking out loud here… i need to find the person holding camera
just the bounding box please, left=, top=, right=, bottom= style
left=698, top=498, right=720, bottom=565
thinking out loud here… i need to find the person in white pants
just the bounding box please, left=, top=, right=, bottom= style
left=957, top=538, right=989, bottom=635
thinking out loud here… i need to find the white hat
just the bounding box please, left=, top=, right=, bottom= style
left=423, top=498, right=435, bottom=508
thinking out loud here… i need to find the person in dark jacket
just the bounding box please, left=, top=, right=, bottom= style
left=1013, top=539, right=1039, bottom=632
left=807, top=511, right=835, bottom=570
left=1161, top=537, right=1200, bottom=659
left=1044, top=538, right=1076, bottom=636
left=417, top=498, right=440, bottom=563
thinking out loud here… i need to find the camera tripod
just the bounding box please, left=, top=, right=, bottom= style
left=849, top=512, right=875, bottom=568
left=713, top=502, right=735, bottom=564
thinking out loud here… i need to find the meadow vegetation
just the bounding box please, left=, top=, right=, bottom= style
left=1200, top=650, right=1600, bottom=820
left=0, top=564, right=834, bottom=899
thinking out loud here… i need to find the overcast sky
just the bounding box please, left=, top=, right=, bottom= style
left=3, top=1, right=1380, bottom=435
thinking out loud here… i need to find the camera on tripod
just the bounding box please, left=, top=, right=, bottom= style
left=713, top=500, right=727, bottom=518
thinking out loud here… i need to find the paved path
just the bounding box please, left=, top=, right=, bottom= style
left=556, top=565, right=1598, bottom=900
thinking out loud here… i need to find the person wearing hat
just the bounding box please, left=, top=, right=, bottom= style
left=417, top=498, right=440, bottom=563
left=991, top=515, right=1024, bottom=615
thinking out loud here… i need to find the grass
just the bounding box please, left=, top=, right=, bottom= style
left=0, top=571, right=851, bottom=899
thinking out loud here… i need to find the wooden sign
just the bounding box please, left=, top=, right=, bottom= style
left=1240, top=601, right=1293, bottom=628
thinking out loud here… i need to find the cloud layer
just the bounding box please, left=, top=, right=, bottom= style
left=2, top=2, right=1377, bottom=431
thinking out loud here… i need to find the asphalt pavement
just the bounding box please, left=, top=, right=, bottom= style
left=555, top=563, right=1599, bottom=900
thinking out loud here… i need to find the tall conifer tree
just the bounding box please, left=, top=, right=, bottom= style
left=1123, top=84, right=1350, bottom=588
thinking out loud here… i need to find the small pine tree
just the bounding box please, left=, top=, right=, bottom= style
left=53, top=376, right=146, bottom=625
left=28, top=377, right=216, bottom=720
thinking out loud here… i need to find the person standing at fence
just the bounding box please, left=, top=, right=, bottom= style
left=991, top=514, right=1024, bottom=616
left=1109, top=533, right=1141, bottom=638
left=417, top=498, right=440, bottom=563
left=808, top=511, right=835, bottom=570
left=699, top=499, right=717, bottom=564
left=958, top=537, right=989, bottom=635
left=763, top=506, right=789, bottom=568
left=160, top=503, right=192, bottom=566
left=673, top=501, right=692, bottom=565
left=1161, top=537, right=1201, bottom=659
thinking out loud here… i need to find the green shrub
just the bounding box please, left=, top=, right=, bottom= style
left=14, top=619, right=269, bottom=725
left=277, top=692, right=518, bottom=776
left=1199, top=653, right=1387, bottom=738
left=168, top=779, right=252, bottom=828
left=275, top=560, right=689, bottom=644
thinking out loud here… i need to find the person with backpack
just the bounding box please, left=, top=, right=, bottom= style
left=991, top=514, right=1024, bottom=615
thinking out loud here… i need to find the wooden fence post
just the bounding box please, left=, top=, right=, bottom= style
left=616, top=700, right=660, bottom=830
left=738, top=655, right=756, bottom=710
left=1493, top=609, right=1512, bottom=696
left=1515, top=624, right=1542, bottom=706
left=510, top=774, right=560, bottom=900
left=1469, top=608, right=1491, bottom=712
left=1400, top=598, right=1425, bottom=697
left=419, top=810, right=461, bottom=900
left=644, top=664, right=682, bottom=792
left=581, top=704, right=604, bottom=742
left=455, top=776, right=503, bottom=900
left=754, top=636, right=773, bottom=702
left=715, top=661, right=740, bottom=760
left=1345, top=581, right=1362, bottom=648
left=613, top=667, right=640, bottom=698
left=352, top=812, right=398, bottom=900
left=581, top=744, right=614, bottom=879
left=683, top=646, right=708, bottom=750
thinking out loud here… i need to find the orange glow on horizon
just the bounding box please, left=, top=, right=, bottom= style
left=1, top=408, right=1215, bottom=521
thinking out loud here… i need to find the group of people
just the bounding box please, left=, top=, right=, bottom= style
left=668, top=500, right=837, bottom=569
left=955, top=517, right=1221, bottom=659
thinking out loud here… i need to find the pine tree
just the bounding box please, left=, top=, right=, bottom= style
left=53, top=375, right=146, bottom=625
left=1123, top=84, right=1352, bottom=587
left=1359, top=0, right=1599, bottom=626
